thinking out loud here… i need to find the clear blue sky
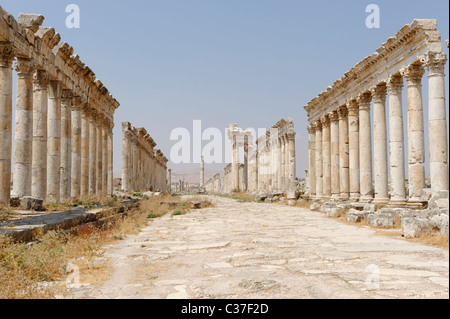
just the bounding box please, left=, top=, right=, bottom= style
left=2, top=0, right=449, bottom=180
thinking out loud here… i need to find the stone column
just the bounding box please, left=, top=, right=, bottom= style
left=284, top=135, right=290, bottom=191
left=96, top=121, right=103, bottom=196
left=401, top=64, right=425, bottom=202
left=232, top=135, right=240, bottom=192
left=0, top=43, right=14, bottom=206
left=102, top=122, right=108, bottom=196
left=321, top=115, right=331, bottom=199
left=47, top=80, right=62, bottom=203
left=200, top=156, right=205, bottom=188
left=32, top=70, right=50, bottom=200
left=358, top=93, right=373, bottom=202
left=88, top=114, right=97, bottom=195
left=121, top=127, right=129, bottom=192
left=288, top=132, right=296, bottom=191
left=107, top=123, right=114, bottom=196
left=371, top=83, right=389, bottom=204
left=80, top=107, right=90, bottom=197
left=338, top=106, right=349, bottom=200
left=168, top=169, right=172, bottom=192
left=423, top=53, right=449, bottom=193
left=347, top=100, right=360, bottom=201
left=60, top=90, right=73, bottom=202
left=329, top=111, right=340, bottom=198
left=70, top=97, right=82, bottom=199
left=307, top=125, right=316, bottom=197
left=387, top=75, right=406, bottom=205
left=13, top=58, right=35, bottom=199
left=277, top=137, right=282, bottom=191
left=280, top=137, right=286, bottom=191
left=314, top=121, right=323, bottom=199
left=244, top=135, right=249, bottom=191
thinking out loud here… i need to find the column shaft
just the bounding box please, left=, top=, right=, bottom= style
left=89, top=115, right=97, bottom=195
left=314, top=122, right=323, bottom=198
left=348, top=101, right=360, bottom=201
left=338, top=107, right=349, bottom=199
left=358, top=93, right=373, bottom=202
left=232, top=135, right=240, bottom=192
left=80, top=108, right=90, bottom=197
left=71, top=101, right=82, bottom=199
left=321, top=116, right=331, bottom=199
left=307, top=126, right=316, bottom=197
left=60, top=90, right=72, bottom=202
left=288, top=132, right=296, bottom=191
left=330, top=111, right=340, bottom=198
left=47, top=80, right=62, bottom=203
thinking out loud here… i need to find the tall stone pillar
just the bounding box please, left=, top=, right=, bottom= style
left=277, top=137, right=283, bottom=192
left=168, top=169, right=172, bottom=192
left=60, top=90, right=73, bottom=202
left=96, top=121, right=103, bottom=195
left=32, top=70, right=50, bottom=200
left=338, top=106, right=349, bottom=200
left=402, top=64, right=425, bottom=202
left=244, top=135, right=249, bottom=191
left=387, top=75, right=406, bottom=205
left=47, top=80, right=62, bottom=203
left=121, top=129, right=129, bottom=192
left=321, top=115, right=331, bottom=199
left=0, top=43, right=14, bottom=206
left=423, top=52, right=449, bottom=193
left=288, top=132, right=296, bottom=191
left=13, top=58, right=35, bottom=198
left=88, top=114, right=97, bottom=195
left=80, top=107, right=90, bottom=197
left=107, top=123, right=114, bottom=196
left=280, top=137, right=286, bottom=191
left=307, top=125, right=316, bottom=197
left=358, top=93, right=373, bottom=202
left=371, top=83, right=389, bottom=204
left=232, top=135, right=240, bottom=192
left=71, top=97, right=82, bottom=199
left=314, top=121, right=323, bottom=199
left=102, top=122, right=108, bottom=196
left=200, top=156, right=205, bottom=188
left=284, top=135, right=290, bottom=191
left=329, top=111, right=340, bottom=198
left=347, top=100, right=360, bottom=201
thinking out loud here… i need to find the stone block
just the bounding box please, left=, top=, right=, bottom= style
left=20, top=196, right=44, bottom=211
left=430, top=214, right=449, bottom=235
left=363, top=204, right=377, bottom=213
left=401, top=217, right=430, bottom=238
left=347, top=208, right=368, bottom=223
left=310, top=202, right=321, bottom=211
left=10, top=197, right=21, bottom=208
left=264, top=198, right=273, bottom=203
left=428, top=190, right=449, bottom=209
left=320, top=201, right=337, bottom=213
left=326, top=208, right=342, bottom=218
left=286, top=191, right=296, bottom=200
left=256, top=193, right=268, bottom=202
left=368, top=211, right=395, bottom=228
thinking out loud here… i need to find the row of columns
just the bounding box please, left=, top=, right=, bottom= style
left=0, top=51, right=114, bottom=205
left=308, top=53, right=448, bottom=204
left=121, top=122, right=168, bottom=193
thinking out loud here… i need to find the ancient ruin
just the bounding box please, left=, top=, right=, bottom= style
left=121, top=122, right=168, bottom=193
left=0, top=8, right=119, bottom=205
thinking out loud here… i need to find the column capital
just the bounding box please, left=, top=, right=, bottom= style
left=33, top=69, right=51, bottom=90
left=337, top=106, right=348, bottom=119
left=287, top=132, right=296, bottom=140
left=421, top=52, right=447, bottom=76
left=387, top=74, right=404, bottom=95
left=320, top=115, right=330, bottom=126
left=401, top=64, right=425, bottom=86
left=0, top=42, right=15, bottom=67
left=357, top=92, right=372, bottom=110
left=312, top=120, right=322, bottom=130
left=15, top=57, right=36, bottom=77
left=346, top=99, right=359, bottom=115
left=61, top=89, right=74, bottom=106
left=329, top=110, right=339, bottom=122
left=370, top=83, right=387, bottom=103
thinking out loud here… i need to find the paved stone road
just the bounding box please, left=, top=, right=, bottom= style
left=66, top=196, right=449, bottom=299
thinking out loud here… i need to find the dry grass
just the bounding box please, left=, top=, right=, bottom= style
left=0, top=194, right=186, bottom=299
left=43, top=196, right=122, bottom=212
left=216, top=192, right=254, bottom=203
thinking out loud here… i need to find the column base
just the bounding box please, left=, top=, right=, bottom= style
left=349, top=193, right=360, bottom=202
left=372, top=197, right=389, bottom=205
left=359, top=196, right=373, bottom=203
left=387, top=197, right=407, bottom=208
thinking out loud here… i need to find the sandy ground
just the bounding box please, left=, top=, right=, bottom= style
left=62, top=196, right=449, bottom=299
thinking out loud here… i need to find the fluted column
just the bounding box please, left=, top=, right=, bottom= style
left=307, top=125, right=316, bottom=197
left=200, top=156, right=205, bottom=188
left=358, top=93, right=373, bottom=202
left=423, top=53, right=449, bottom=193
left=0, top=43, right=14, bottom=206
left=387, top=75, right=406, bottom=205
left=280, top=137, right=286, bottom=191
left=71, top=97, right=82, bottom=199
left=314, top=121, right=323, bottom=199
left=402, top=64, right=425, bottom=202
left=347, top=100, right=360, bottom=201
left=288, top=132, right=296, bottom=191
left=13, top=58, right=35, bottom=198
left=96, top=120, right=103, bottom=195
left=47, top=80, right=62, bottom=203
left=244, top=135, right=249, bottom=191
left=329, top=111, right=340, bottom=198
left=80, top=107, right=90, bottom=197
left=338, top=106, right=349, bottom=200
left=107, top=123, right=114, bottom=196
left=232, top=135, right=240, bottom=192
left=88, top=113, right=97, bottom=195
left=31, top=70, right=50, bottom=200
left=284, top=135, right=290, bottom=191
left=102, top=122, right=108, bottom=196
left=371, top=83, right=389, bottom=204
left=321, top=115, right=331, bottom=199
left=60, top=90, right=72, bottom=202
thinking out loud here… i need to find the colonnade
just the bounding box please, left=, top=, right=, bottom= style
left=121, top=122, right=168, bottom=193
left=1, top=10, right=118, bottom=205
left=305, top=20, right=448, bottom=205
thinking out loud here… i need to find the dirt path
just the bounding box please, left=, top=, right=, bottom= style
left=63, top=196, right=449, bottom=299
